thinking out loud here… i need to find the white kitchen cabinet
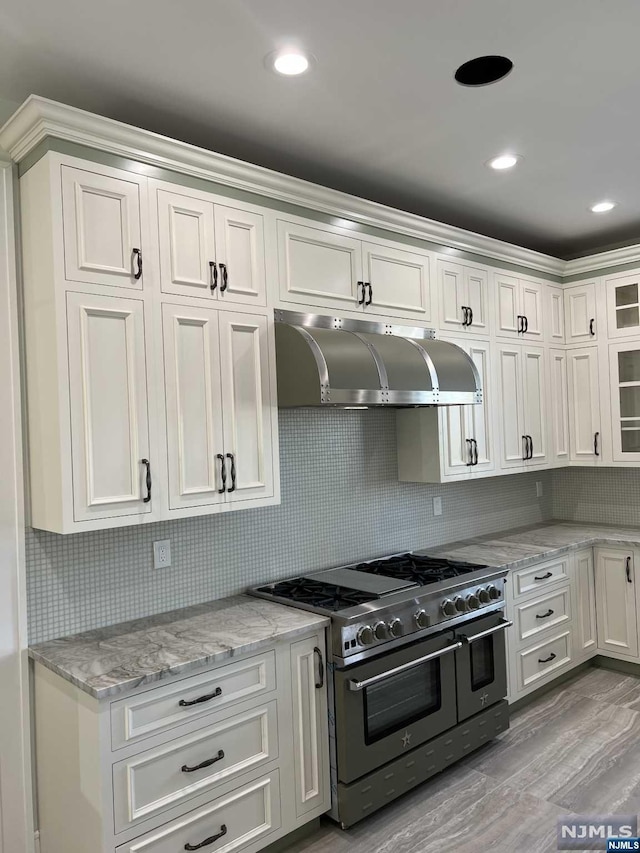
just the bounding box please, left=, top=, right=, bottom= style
left=605, top=271, right=640, bottom=338
left=564, top=281, right=598, bottom=343
left=154, top=184, right=266, bottom=306
left=162, top=305, right=275, bottom=513
left=396, top=338, right=495, bottom=482
left=437, top=259, right=490, bottom=335
left=495, top=272, right=544, bottom=339
left=574, top=549, right=597, bottom=660
left=62, top=164, right=146, bottom=289
left=609, top=341, right=640, bottom=463
left=497, top=344, right=548, bottom=470
left=547, top=348, right=570, bottom=467
left=277, top=217, right=432, bottom=322
left=596, top=548, right=639, bottom=658
left=567, top=347, right=602, bottom=464
left=546, top=285, right=565, bottom=343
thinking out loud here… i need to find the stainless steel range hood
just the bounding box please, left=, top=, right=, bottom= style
left=274, top=310, right=482, bottom=407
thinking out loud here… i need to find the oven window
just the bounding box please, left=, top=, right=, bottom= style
left=364, top=660, right=441, bottom=743
left=470, top=636, right=495, bottom=691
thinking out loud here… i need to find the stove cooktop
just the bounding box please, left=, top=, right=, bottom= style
left=262, top=578, right=377, bottom=611
left=353, top=554, right=487, bottom=585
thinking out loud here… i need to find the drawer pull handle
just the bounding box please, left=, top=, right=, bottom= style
left=538, top=652, right=556, bottom=664
left=133, top=247, right=143, bottom=280
left=181, top=749, right=225, bottom=773
left=314, top=646, right=324, bottom=689
left=536, top=609, right=554, bottom=620
left=178, top=686, right=222, bottom=707
left=534, top=572, right=553, bottom=581
left=184, top=824, right=227, bottom=850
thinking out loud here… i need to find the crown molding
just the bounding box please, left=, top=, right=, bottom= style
left=563, top=243, right=640, bottom=278
left=0, top=96, right=568, bottom=276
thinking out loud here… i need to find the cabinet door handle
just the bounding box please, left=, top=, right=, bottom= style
left=468, top=306, right=474, bottom=326
left=184, top=824, right=228, bottom=851
left=528, top=435, right=534, bottom=459
left=209, top=261, right=218, bottom=292
left=538, top=652, right=556, bottom=664
left=181, top=749, right=225, bottom=773
left=523, top=315, right=529, bottom=333
left=536, top=609, right=554, bottom=620
left=466, top=438, right=474, bottom=466
left=365, top=282, right=373, bottom=305
left=357, top=281, right=365, bottom=305
left=517, top=315, right=523, bottom=333
left=534, top=571, right=553, bottom=581
left=594, top=432, right=600, bottom=456
left=219, top=262, right=228, bottom=292
left=522, top=435, right=528, bottom=460
left=627, top=556, right=632, bottom=583
left=589, top=318, right=595, bottom=336
left=461, top=306, right=470, bottom=326
left=471, top=438, right=478, bottom=465
left=314, top=646, right=324, bottom=689
left=133, top=248, right=143, bottom=280
left=226, top=453, right=236, bottom=493
left=178, top=686, right=222, bottom=707
left=141, top=459, right=152, bottom=503
left=216, top=454, right=227, bottom=494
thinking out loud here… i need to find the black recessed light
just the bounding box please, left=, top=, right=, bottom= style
left=455, top=55, right=513, bottom=87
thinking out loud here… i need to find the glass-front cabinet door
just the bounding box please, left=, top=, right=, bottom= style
left=609, top=341, right=640, bottom=462
left=606, top=272, right=640, bottom=337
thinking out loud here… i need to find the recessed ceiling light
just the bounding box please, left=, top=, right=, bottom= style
left=455, top=55, right=513, bottom=86
left=268, top=49, right=311, bottom=76
left=590, top=201, right=616, bottom=213
left=487, top=154, right=520, bottom=171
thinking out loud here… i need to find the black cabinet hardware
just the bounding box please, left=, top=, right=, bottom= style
left=209, top=261, right=218, bottom=292
left=471, top=438, right=478, bottom=465
left=216, top=454, right=226, bottom=494
left=181, top=749, right=225, bottom=773
left=528, top=435, right=533, bottom=459
left=314, top=646, right=324, bottom=689
left=523, top=315, right=529, bottom=333
left=594, top=432, right=600, bottom=456
left=219, top=262, right=228, bottom=292
left=466, top=438, right=474, bottom=466
left=141, top=459, right=152, bottom=503
left=517, top=315, right=524, bottom=333
left=589, top=318, right=595, bottom=336
left=468, top=306, right=474, bottom=326
left=226, top=453, right=236, bottom=493
left=365, top=282, right=373, bottom=305
left=357, top=281, right=365, bottom=305
left=178, top=686, right=222, bottom=707
left=184, top=824, right=227, bottom=851
left=538, top=652, right=556, bottom=664
left=534, top=571, right=553, bottom=581
left=461, top=306, right=470, bottom=326
left=626, top=556, right=632, bottom=583
left=536, top=609, right=554, bottom=620
left=133, top=248, right=143, bottom=279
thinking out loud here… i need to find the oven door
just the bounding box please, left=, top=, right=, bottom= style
left=333, top=632, right=459, bottom=784
left=454, top=611, right=511, bottom=722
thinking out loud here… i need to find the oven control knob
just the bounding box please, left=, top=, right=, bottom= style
left=414, top=609, right=429, bottom=630
left=477, top=587, right=491, bottom=605
left=373, top=621, right=388, bottom=640
left=388, top=618, right=404, bottom=638
left=441, top=599, right=457, bottom=617
left=454, top=596, right=467, bottom=613
left=487, top=584, right=501, bottom=600
left=357, top=625, right=374, bottom=646
left=465, top=593, right=480, bottom=611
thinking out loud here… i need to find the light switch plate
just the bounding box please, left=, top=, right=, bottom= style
left=433, top=496, right=443, bottom=517
left=153, top=539, right=171, bottom=569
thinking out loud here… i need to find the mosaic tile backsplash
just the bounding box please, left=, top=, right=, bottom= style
left=26, top=410, right=553, bottom=644
left=550, top=466, right=640, bottom=526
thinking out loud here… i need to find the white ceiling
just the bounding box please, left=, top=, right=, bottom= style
left=1, top=0, right=639, bottom=258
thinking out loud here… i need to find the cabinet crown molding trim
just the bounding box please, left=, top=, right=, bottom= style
left=563, top=244, right=640, bottom=278
left=0, top=96, right=566, bottom=276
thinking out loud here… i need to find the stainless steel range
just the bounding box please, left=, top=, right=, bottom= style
left=251, top=551, right=511, bottom=828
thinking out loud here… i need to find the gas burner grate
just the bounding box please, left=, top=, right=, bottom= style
left=257, top=578, right=377, bottom=611
left=354, top=554, right=487, bottom=585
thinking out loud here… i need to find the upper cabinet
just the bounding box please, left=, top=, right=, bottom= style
left=609, top=340, right=640, bottom=463
left=496, top=343, right=548, bottom=470
left=437, top=259, right=490, bottom=336
left=495, top=272, right=544, bottom=339
left=564, top=281, right=598, bottom=343
left=606, top=272, right=640, bottom=338
left=546, top=285, right=565, bottom=344
left=567, top=347, right=602, bottom=465
left=277, top=216, right=433, bottom=323
left=153, top=182, right=267, bottom=306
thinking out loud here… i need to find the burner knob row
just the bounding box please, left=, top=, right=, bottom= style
left=357, top=618, right=405, bottom=645
left=441, top=585, right=501, bottom=616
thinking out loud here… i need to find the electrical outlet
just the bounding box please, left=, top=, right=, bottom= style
left=153, top=539, right=171, bottom=569
left=536, top=481, right=543, bottom=498
left=433, top=496, right=443, bottom=517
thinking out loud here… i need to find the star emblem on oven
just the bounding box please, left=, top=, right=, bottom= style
left=480, top=692, right=490, bottom=706
left=402, top=730, right=411, bottom=748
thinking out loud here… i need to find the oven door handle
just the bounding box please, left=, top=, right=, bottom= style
left=347, top=641, right=463, bottom=691
left=460, top=619, right=513, bottom=644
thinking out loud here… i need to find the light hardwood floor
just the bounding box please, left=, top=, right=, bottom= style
left=289, top=666, right=640, bottom=853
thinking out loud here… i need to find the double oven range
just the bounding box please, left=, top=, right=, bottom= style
left=252, top=551, right=511, bottom=828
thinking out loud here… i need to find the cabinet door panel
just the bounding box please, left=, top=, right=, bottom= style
left=547, top=286, right=565, bottom=343
left=575, top=550, right=597, bottom=659
left=521, top=280, right=543, bottom=337
left=606, top=273, right=640, bottom=338
left=438, top=261, right=466, bottom=331
left=441, top=404, right=471, bottom=476
left=157, top=189, right=215, bottom=297
left=565, top=283, right=597, bottom=343
left=523, top=347, right=547, bottom=464
left=162, top=304, right=225, bottom=510
left=219, top=312, right=274, bottom=502
left=595, top=549, right=638, bottom=657
left=609, top=341, right=640, bottom=462
left=66, top=292, right=152, bottom=521
left=497, top=346, right=525, bottom=467
left=465, top=267, right=489, bottom=334
left=467, top=341, right=494, bottom=472
left=362, top=242, right=430, bottom=320
left=496, top=274, right=520, bottom=336
left=215, top=205, right=267, bottom=306
left=567, top=348, right=600, bottom=463
left=277, top=220, right=362, bottom=310
left=548, top=349, right=569, bottom=465
left=62, top=166, right=143, bottom=288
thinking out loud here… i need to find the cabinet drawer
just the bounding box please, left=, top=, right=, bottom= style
left=516, top=631, right=571, bottom=691
left=515, top=587, right=571, bottom=645
left=113, top=701, right=278, bottom=832
left=116, top=771, right=281, bottom=853
left=513, top=558, right=570, bottom=599
left=111, top=651, right=276, bottom=750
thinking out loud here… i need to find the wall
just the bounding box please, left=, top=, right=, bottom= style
left=26, top=410, right=553, bottom=644
left=0, top=97, right=20, bottom=127
left=551, top=467, right=640, bottom=526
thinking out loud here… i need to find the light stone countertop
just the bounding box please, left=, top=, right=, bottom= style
left=29, top=594, right=329, bottom=700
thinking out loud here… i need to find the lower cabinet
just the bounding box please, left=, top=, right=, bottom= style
left=33, top=630, right=330, bottom=853
left=574, top=548, right=597, bottom=659
left=595, top=548, right=639, bottom=658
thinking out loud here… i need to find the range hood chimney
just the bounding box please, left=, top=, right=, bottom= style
left=274, top=311, right=482, bottom=408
